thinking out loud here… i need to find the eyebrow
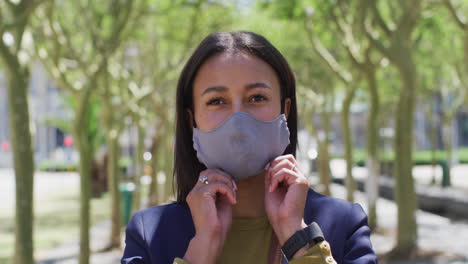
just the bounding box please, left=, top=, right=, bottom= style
left=201, top=86, right=227, bottom=96
left=201, top=82, right=271, bottom=96
left=245, top=82, right=271, bottom=90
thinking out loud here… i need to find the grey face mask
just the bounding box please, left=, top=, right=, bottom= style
left=192, top=112, right=290, bottom=181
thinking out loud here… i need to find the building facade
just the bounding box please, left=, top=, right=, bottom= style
left=0, top=62, right=70, bottom=168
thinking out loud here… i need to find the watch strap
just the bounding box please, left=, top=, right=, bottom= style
left=281, top=222, right=325, bottom=261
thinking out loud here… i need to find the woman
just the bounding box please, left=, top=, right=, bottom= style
left=121, top=31, right=377, bottom=264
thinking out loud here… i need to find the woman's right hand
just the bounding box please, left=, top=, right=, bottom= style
left=183, top=169, right=237, bottom=264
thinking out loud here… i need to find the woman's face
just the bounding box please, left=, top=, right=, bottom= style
left=192, top=51, right=288, bottom=131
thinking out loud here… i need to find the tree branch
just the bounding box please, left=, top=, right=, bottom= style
left=2, top=0, right=51, bottom=35
left=56, top=30, right=88, bottom=71
left=360, top=0, right=392, bottom=59
left=173, top=0, right=204, bottom=68
left=369, top=0, right=392, bottom=36
left=328, top=3, right=363, bottom=68
left=443, top=0, right=467, bottom=30
left=397, top=0, right=424, bottom=37
left=454, top=61, right=468, bottom=91
left=43, top=3, right=89, bottom=74
left=33, top=6, right=79, bottom=95
left=34, top=42, right=78, bottom=95
left=5, top=0, right=17, bottom=11
left=304, top=17, right=353, bottom=84
left=0, top=34, right=19, bottom=70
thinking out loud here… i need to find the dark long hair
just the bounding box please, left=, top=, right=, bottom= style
left=174, top=31, right=298, bottom=203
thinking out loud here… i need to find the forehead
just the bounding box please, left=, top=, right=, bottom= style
left=192, top=51, right=280, bottom=94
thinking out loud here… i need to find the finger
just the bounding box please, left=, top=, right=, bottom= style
left=270, top=167, right=307, bottom=192
left=196, top=174, right=234, bottom=191
left=211, top=168, right=238, bottom=191
left=264, top=162, right=272, bottom=192
left=211, top=169, right=237, bottom=190
left=197, top=169, right=236, bottom=190
left=269, top=155, right=299, bottom=174
left=200, top=182, right=237, bottom=205
left=269, top=158, right=294, bottom=176
left=271, top=168, right=309, bottom=192
left=269, top=154, right=295, bottom=168
left=217, top=194, right=233, bottom=217
left=270, top=167, right=294, bottom=193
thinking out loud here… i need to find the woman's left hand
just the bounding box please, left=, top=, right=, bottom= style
left=264, top=154, right=310, bottom=247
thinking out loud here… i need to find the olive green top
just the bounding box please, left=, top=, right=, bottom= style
left=173, top=216, right=336, bottom=264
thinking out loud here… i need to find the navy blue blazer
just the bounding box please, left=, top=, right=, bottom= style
left=122, top=189, right=378, bottom=264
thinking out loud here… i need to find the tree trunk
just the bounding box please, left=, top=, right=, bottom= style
left=106, top=129, right=122, bottom=248
left=317, top=142, right=331, bottom=196
left=148, top=129, right=163, bottom=206
left=360, top=0, right=421, bottom=255
left=442, top=113, right=453, bottom=187
left=305, top=102, right=332, bottom=196
left=302, top=106, right=320, bottom=177
left=464, top=33, right=468, bottom=78
left=74, top=86, right=93, bottom=264
left=163, top=133, right=175, bottom=202
left=318, top=110, right=332, bottom=196
left=132, top=121, right=145, bottom=213
left=75, top=125, right=92, bottom=264
left=6, top=67, right=35, bottom=264
left=425, top=104, right=438, bottom=185
left=365, top=67, right=380, bottom=230
left=393, top=53, right=418, bottom=255
left=341, top=86, right=357, bottom=202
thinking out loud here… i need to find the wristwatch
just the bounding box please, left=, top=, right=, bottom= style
left=281, top=222, right=325, bottom=261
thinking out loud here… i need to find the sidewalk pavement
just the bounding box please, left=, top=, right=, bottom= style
left=37, top=183, right=468, bottom=264
left=330, top=183, right=468, bottom=264
left=329, top=159, right=468, bottom=191
left=36, top=220, right=122, bottom=264
left=4, top=161, right=467, bottom=263
left=324, top=159, right=468, bottom=263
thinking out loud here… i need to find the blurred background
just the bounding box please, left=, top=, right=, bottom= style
left=1, top=0, right=468, bottom=263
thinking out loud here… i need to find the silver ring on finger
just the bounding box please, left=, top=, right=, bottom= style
left=290, top=164, right=296, bottom=172
left=199, top=175, right=209, bottom=184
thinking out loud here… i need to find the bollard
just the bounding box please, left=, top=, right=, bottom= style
left=120, top=182, right=135, bottom=226
left=439, top=161, right=451, bottom=188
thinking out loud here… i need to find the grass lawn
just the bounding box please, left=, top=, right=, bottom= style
left=337, top=148, right=468, bottom=166
left=0, top=189, right=111, bottom=263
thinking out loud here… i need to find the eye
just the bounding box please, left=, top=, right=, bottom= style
left=207, top=97, right=224, bottom=105
left=249, top=94, right=267, bottom=102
